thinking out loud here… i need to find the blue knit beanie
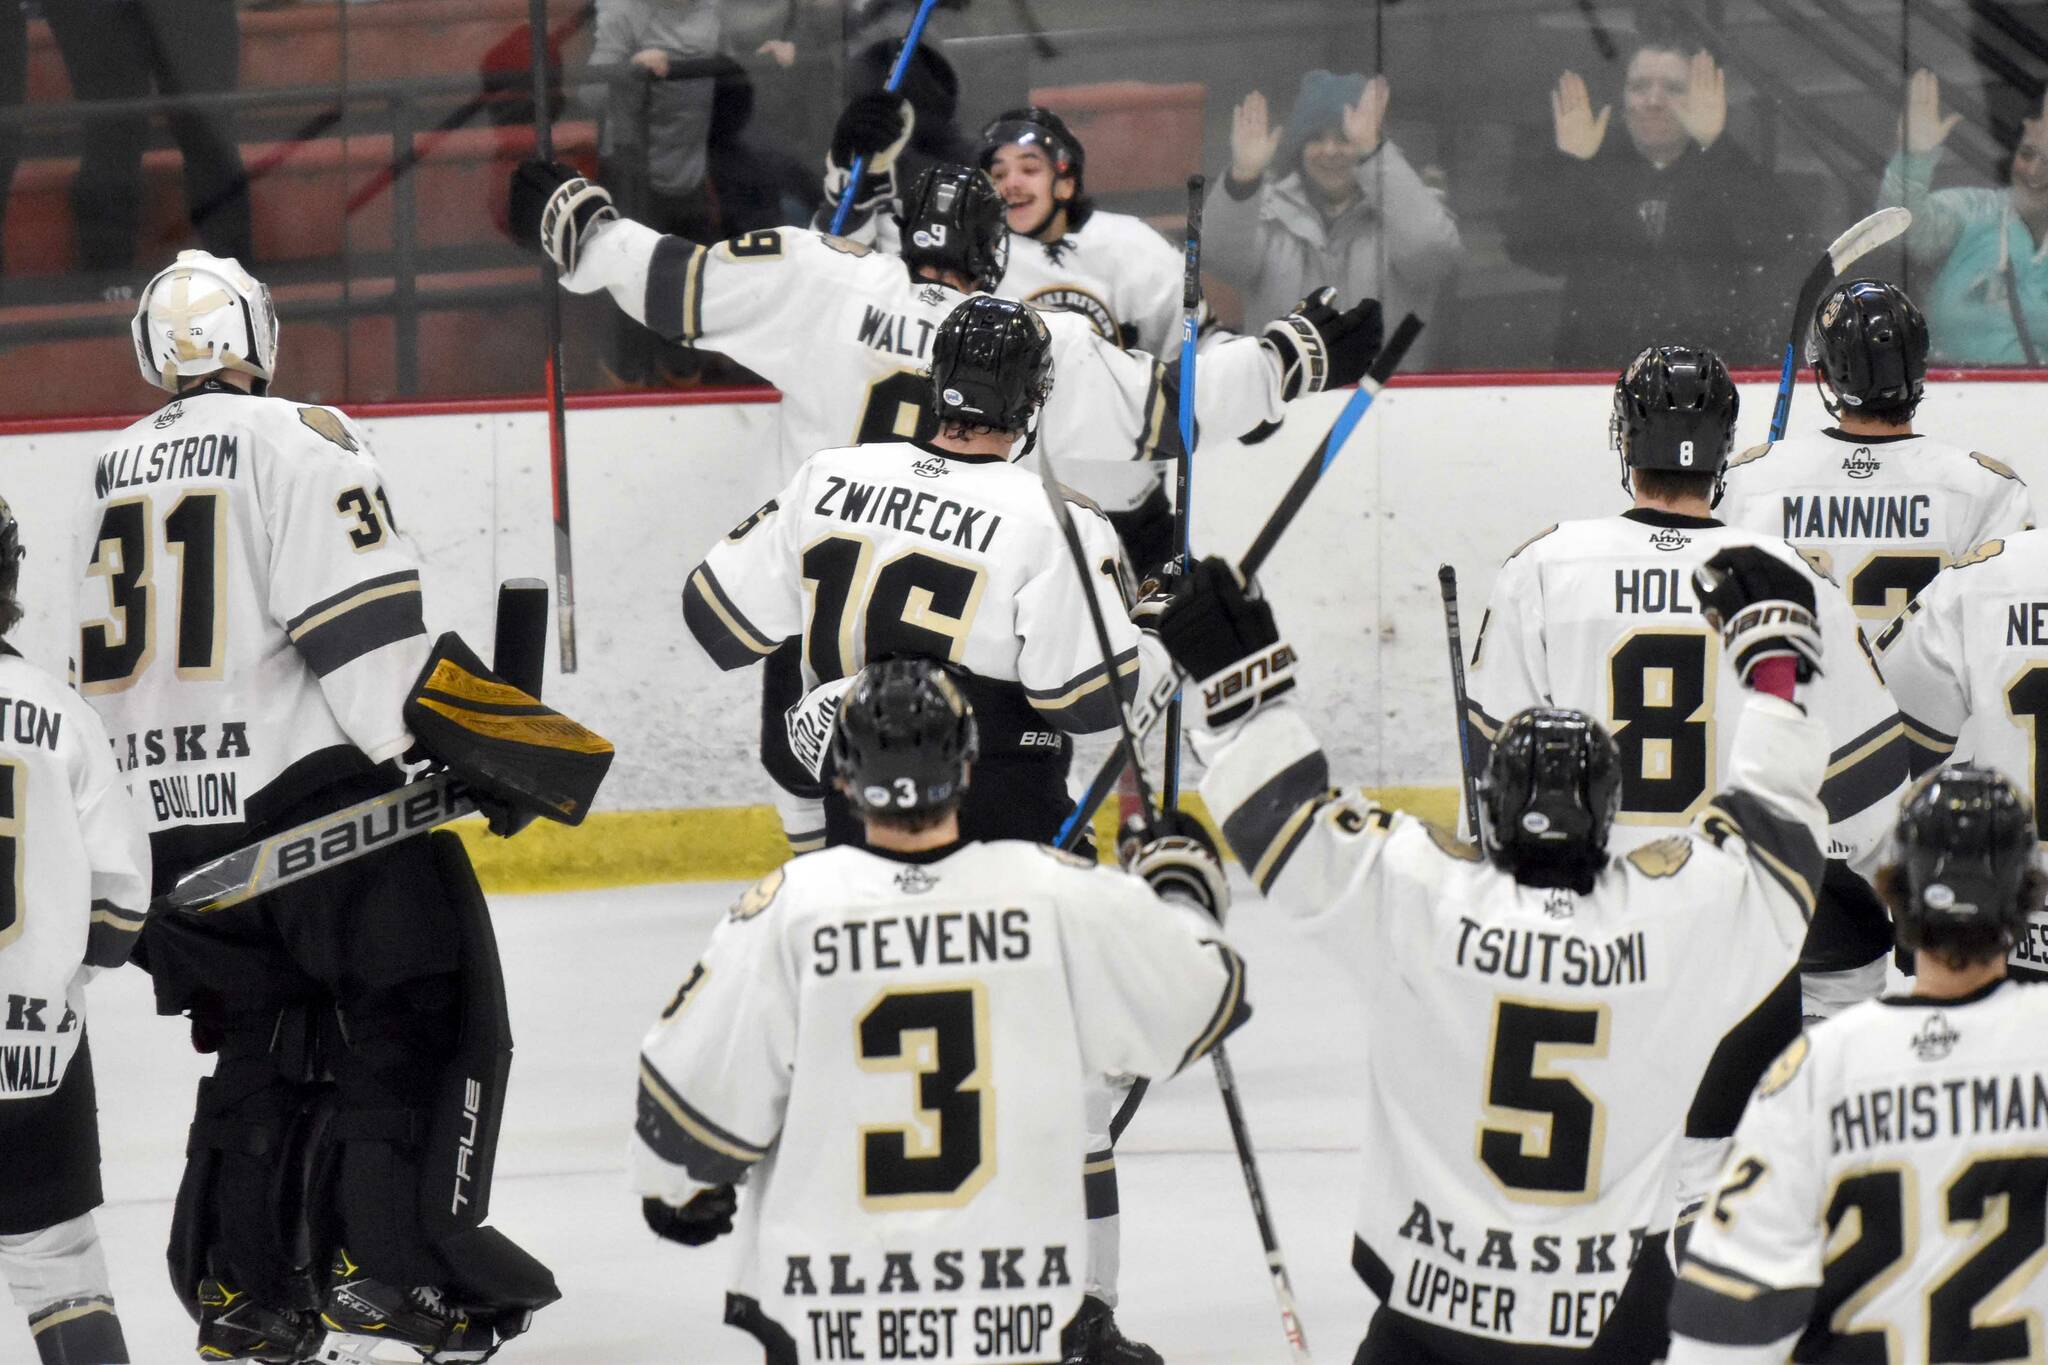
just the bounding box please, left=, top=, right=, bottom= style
left=1280, top=70, right=1368, bottom=173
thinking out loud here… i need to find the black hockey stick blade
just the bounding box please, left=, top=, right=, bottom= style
left=1438, top=565, right=1483, bottom=840
left=1767, top=207, right=1911, bottom=441
left=494, top=578, right=550, bottom=700
left=164, top=774, right=477, bottom=913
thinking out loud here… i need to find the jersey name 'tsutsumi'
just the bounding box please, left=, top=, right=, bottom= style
left=1196, top=693, right=1825, bottom=1353
left=683, top=440, right=1139, bottom=741
left=1876, top=529, right=2048, bottom=978
left=631, top=841, right=1248, bottom=1365
left=1719, top=430, right=2034, bottom=622
left=560, top=217, right=1282, bottom=476
left=1669, top=981, right=2048, bottom=1365
left=0, top=646, right=150, bottom=1102
left=1467, top=511, right=1907, bottom=866
left=73, top=389, right=429, bottom=842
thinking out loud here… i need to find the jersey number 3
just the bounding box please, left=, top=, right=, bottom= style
left=857, top=983, right=994, bottom=1211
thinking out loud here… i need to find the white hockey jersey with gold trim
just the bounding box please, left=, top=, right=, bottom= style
left=1197, top=692, right=1825, bottom=1355
left=72, top=387, right=430, bottom=847
left=631, top=840, right=1248, bottom=1364
left=560, top=216, right=1283, bottom=477
left=1466, top=510, right=1907, bottom=868
left=1669, top=979, right=2048, bottom=1365
left=0, top=644, right=150, bottom=1102
left=1875, top=529, right=2048, bottom=978
left=1718, top=429, right=2034, bottom=623
left=682, top=439, right=1139, bottom=740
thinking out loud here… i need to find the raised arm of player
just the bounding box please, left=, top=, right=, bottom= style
left=268, top=406, right=432, bottom=763
left=1013, top=497, right=1141, bottom=731
left=683, top=473, right=809, bottom=672
left=632, top=870, right=799, bottom=1208
left=1797, top=558, right=1910, bottom=876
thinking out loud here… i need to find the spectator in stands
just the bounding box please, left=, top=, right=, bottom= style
left=1503, top=38, right=1795, bottom=368
left=1882, top=69, right=2048, bottom=364
left=704, top=55, right=813, bottom=235
left=41, top=0, right=251, bottom=290
left=1208, top=72, right=1460, bottom=351
left=0, top=0, right=21, bottom=288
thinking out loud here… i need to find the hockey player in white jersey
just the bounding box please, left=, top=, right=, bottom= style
left=1875, top=527, right=2048, bottom=980
left=1150, top=546, right=1830, bottom=1363
left=1467, top=346, right=1908, bottom=1032
left=75, top=251, right=559, bottom=1361
left=1719, top=278, right=2034, bottom=623
left=1669, top=766, right=2048, bottom=1364
left=0, top=498, right=152, bottom=1365
left=631, top=658, right=1250, bottom=1365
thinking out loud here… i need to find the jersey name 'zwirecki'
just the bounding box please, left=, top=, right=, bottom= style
left=813, top=474, right=1004, bottom=553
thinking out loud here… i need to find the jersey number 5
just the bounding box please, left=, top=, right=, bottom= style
left=857, top=983, right=994, bottom=1210
left=1478, top=998, right=1609, bottom=1203
left=80, top=493, right=229, bottom=692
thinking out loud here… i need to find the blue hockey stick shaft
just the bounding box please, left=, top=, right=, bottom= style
left=828, top=0, right=941, bottom=235
left=1162, top=175, right=1204, bottom=811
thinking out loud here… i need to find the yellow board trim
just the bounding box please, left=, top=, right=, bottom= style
left=453, top=786, right=1463, bottom=893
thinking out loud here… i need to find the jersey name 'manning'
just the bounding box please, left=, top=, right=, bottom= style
left=72, top=389, right=430, bottom=864
left=1718, top=430, right=2034, bottom=622
left=630, top=842, right=1247, bottom=1364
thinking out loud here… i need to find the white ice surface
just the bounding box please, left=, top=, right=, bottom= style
left=10, top=876, right=1384, bottom=1364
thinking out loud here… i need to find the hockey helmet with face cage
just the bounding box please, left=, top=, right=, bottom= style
left=897, top=164, right=1009, bottom=292
left=132, top=250, right=278, bottom=394
left=928, top=295, right=1054, bottom=433
left=1478, top=707, right=1623, bottom=893
left=1890, top=765, right=2040, bottom=955
left=832, top=658, right=980, bottom=818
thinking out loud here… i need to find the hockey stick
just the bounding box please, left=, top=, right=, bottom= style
left=164, top=582, right=554, bottom=914
left=1161, top=174, right=1204, bottom=815
left=1766, top=207, right=1911, bottom=441
left=1212, top=1044, right=1314, bottom=1362
left=1438, top=565, right=1483, bottom=839
left=527, top=0, right=579, bottom=672
left=1054, top=313, right=1424, bottom=851
left=828, top=0, right=941, bottom=235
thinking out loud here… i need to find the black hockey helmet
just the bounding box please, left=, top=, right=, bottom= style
left=1611, top=345, right=1739, bottom=485
left=1888, top=765, right=2041, bottom=959
left=897, top=164, right=1009, bottom=291
left=978, top=106, right=1086, bottom=192
left=0, top=494, right=19, bottom=635
left=1478, top=707, right=1623, bottom=893
left=1809, top=278, right=1929, bottom=420
left=832, top=658, right=980, bottom=819
left=929, top=295, right=1055, bottom=432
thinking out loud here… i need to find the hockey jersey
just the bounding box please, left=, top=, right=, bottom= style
left=0, top=643, right=151, bottom=1104
left=560, top=215, right=1283, bottom=477
left=1197, top=691, right=1825, bottom=1355
left=1668, top=979, right=2048, bottom=1365
left=72, top=386, right=431, bottom=875
left=683, top=439, right=1139, bottom=747
left=1466, top=510, right=1908, bottom=870
left=632, top=840, right=1249, bottom=1364
left=1875, top=530, right=2048, bottom=979
left=1718, top=429, right=2034, bottom=623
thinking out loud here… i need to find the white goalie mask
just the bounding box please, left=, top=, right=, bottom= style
left=131, top=250, right=278, bottom=394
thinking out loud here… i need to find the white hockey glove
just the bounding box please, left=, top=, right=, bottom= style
left=1261, top=288, right=1384, bottom=401
left=822, top=92, right=914, bottom=226
left=510, top=158, right=618, bottom=276
left=1118, top=810, right=1231, bottom=921
left=1691, top=546, right=1824, bottom=686
left=785, top=675, right=855, bottom=781
left=1153, top=557, right=1298, bottom=733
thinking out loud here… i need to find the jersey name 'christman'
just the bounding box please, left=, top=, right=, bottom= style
left=1718, top=430, right=2034, bottom=622
left=1197, top=692, right=1826, bottom=1354
left=1668, top=980, right=2048, bottom=1364
left=632, top=842, right=1247, bottom=1365
left=559, top=217, right=1282, bottom=476
left=1877, top=528, right=2048, bottom=979
left=683, top=440, right=1139, bottom=747
left=72, top=389, right=429, bottom=870
left=1467, top=511, right=1907, bottom=871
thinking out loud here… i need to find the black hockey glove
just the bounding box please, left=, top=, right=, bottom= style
left=509, top=158, right=617, bottom=276
left=1692, top=546, right=1824, bottom=685
left=643, top=1186, right=736, bottom=1247
left=1118, top=810, right=1231, bottom=921
left=831, top=92, right=914, bottom=173
left=1261, top=288, right=1385, bottom=401
left=1154, top=557, right=1298, bottom=732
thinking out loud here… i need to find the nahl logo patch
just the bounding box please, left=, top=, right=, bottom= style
left=894, top=865, right=939, bottom=895
left=154, top=400, right=185, bottom=429
left=910, top=455, right=950, bottom=479
left=1648, top=527, right=1691, bottom=553
left=1842, top=447, right=1881, bottom=480
left=1911, top=1012, right=1960, bottom=1061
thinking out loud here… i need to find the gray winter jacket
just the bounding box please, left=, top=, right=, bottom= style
left=1206, top=139, right=1460, bottom=359
left=581, top=0, right=722, bottom=195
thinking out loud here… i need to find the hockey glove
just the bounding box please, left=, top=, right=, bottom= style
left=1154, top=557, right=1298, bottom=732
left=823, top=94, right=914, bottom=227
left=509, top=158, right=617, bottom=276
left=1261, top=288, right=1384, bottom=401
left=1692, top=546, right=1823, bottom=686
left=643, top=1186, right=736, bottom=1247
left=1118, top=810, right=1231, bottom=921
